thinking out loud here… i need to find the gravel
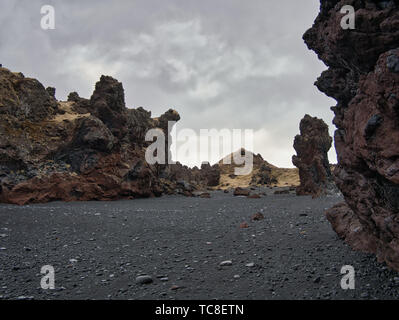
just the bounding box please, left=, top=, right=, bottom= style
left=0, top=189, right=399, bottom=300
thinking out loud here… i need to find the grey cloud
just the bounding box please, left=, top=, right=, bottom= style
left=0, top=0, right=336, bottom=167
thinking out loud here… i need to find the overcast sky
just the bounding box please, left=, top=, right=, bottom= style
left=0, top=0, right=337, bottom=168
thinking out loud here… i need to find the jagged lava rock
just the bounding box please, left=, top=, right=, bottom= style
left=0, top=67, right=209, bottom=204
left=292, top=114, right=335, bottom=197
left=304, top=1, right=399, bottom=269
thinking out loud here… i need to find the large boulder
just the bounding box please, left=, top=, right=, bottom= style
left=304, top=1, right=399, bottom=269
left=292, top=114, right=335, bottom=196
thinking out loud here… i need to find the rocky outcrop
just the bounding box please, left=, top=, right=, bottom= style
left=292, top=114, right=335, bottom=197
left=199, top=162, right=221, bottom=187
left=0, top=67, right=210, bottom=205
left=218, top=149, right=291, bottom=189
left=305, top=1, right=399, bottom=269
left=326, top=202, right=378, bottom=253
left=250, top=163, right=278, bottom=186
left=0, top=69, right=58, bottom=122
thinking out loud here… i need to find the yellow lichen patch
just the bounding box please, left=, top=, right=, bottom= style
left=50, top=101, right=90, bottom=123
left=4, top=120, right=48, bottom=142
left=218, top=171, right=253, bottom=189
left=272, top=167, right=300, bottom=187
left=217, top=166, right=299, bottom=189
left=216, top=149, right=300, bottom=189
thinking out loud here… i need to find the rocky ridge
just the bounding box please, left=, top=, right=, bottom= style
left=0, top=68, right=217, bottom=204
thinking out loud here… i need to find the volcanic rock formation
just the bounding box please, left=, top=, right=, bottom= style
left=292, top=114, right=335, bottom=197
left=0, top=67, right=208, bottom=204
left=217, top=149, right=295, bottom=189
left=304, top=0, right=399, bottom=269
left=199, top=162, right=221, bottom=187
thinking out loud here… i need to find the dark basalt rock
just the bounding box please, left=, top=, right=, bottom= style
left=250, top=163, right=277, bottom=186
left=200, top=162, right=221, bottom=187
left=67, top=91, right=81, bottom=102
left=0, top=68, right=58, bottom=121
left=292, top=114, right=335, bottom=197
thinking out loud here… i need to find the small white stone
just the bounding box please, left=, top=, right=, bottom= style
left=220, top=260, right=233, bottom=266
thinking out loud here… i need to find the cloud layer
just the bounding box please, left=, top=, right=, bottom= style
left=0, top=0, right=337, bottom=167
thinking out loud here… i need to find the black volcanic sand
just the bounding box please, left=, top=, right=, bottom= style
left=0, top=188, right=399, bottom=300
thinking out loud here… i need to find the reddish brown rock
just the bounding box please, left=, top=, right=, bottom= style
left=182, top=191, right=194, bottom=197
left=326, top=202, right=377, bottom=253
left=239, top=222, right=249, bottom=229
left=233, top=187, right=250, bottom=197
left=292, top=114, right=335, bottom=197
left=305, top=1, right=399, bottom=269
left=251, top=212, right=264, bottom=221
left=247, top=194, right=261, bottom=199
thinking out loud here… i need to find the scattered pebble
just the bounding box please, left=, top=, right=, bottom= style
left=240, top=222, right=249, bottom=229
left=220, top=260, right=233, bottom=266
left=136, top=275, right=153, bottom=285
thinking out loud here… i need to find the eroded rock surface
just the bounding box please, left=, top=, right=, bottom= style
left=292, top=114, right=335, bottom=197
left=0, top=67, right=209, bottom=204
left=305, top=0, right=399, bottom=269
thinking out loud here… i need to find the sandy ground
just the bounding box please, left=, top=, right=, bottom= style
left=0, top=188, right=398, bottom=300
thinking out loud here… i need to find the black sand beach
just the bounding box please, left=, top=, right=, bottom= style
left=1, top=189, right=398, bottom=300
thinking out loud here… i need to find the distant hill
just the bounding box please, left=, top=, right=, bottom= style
left=216, top=148, right=299, bottom=189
